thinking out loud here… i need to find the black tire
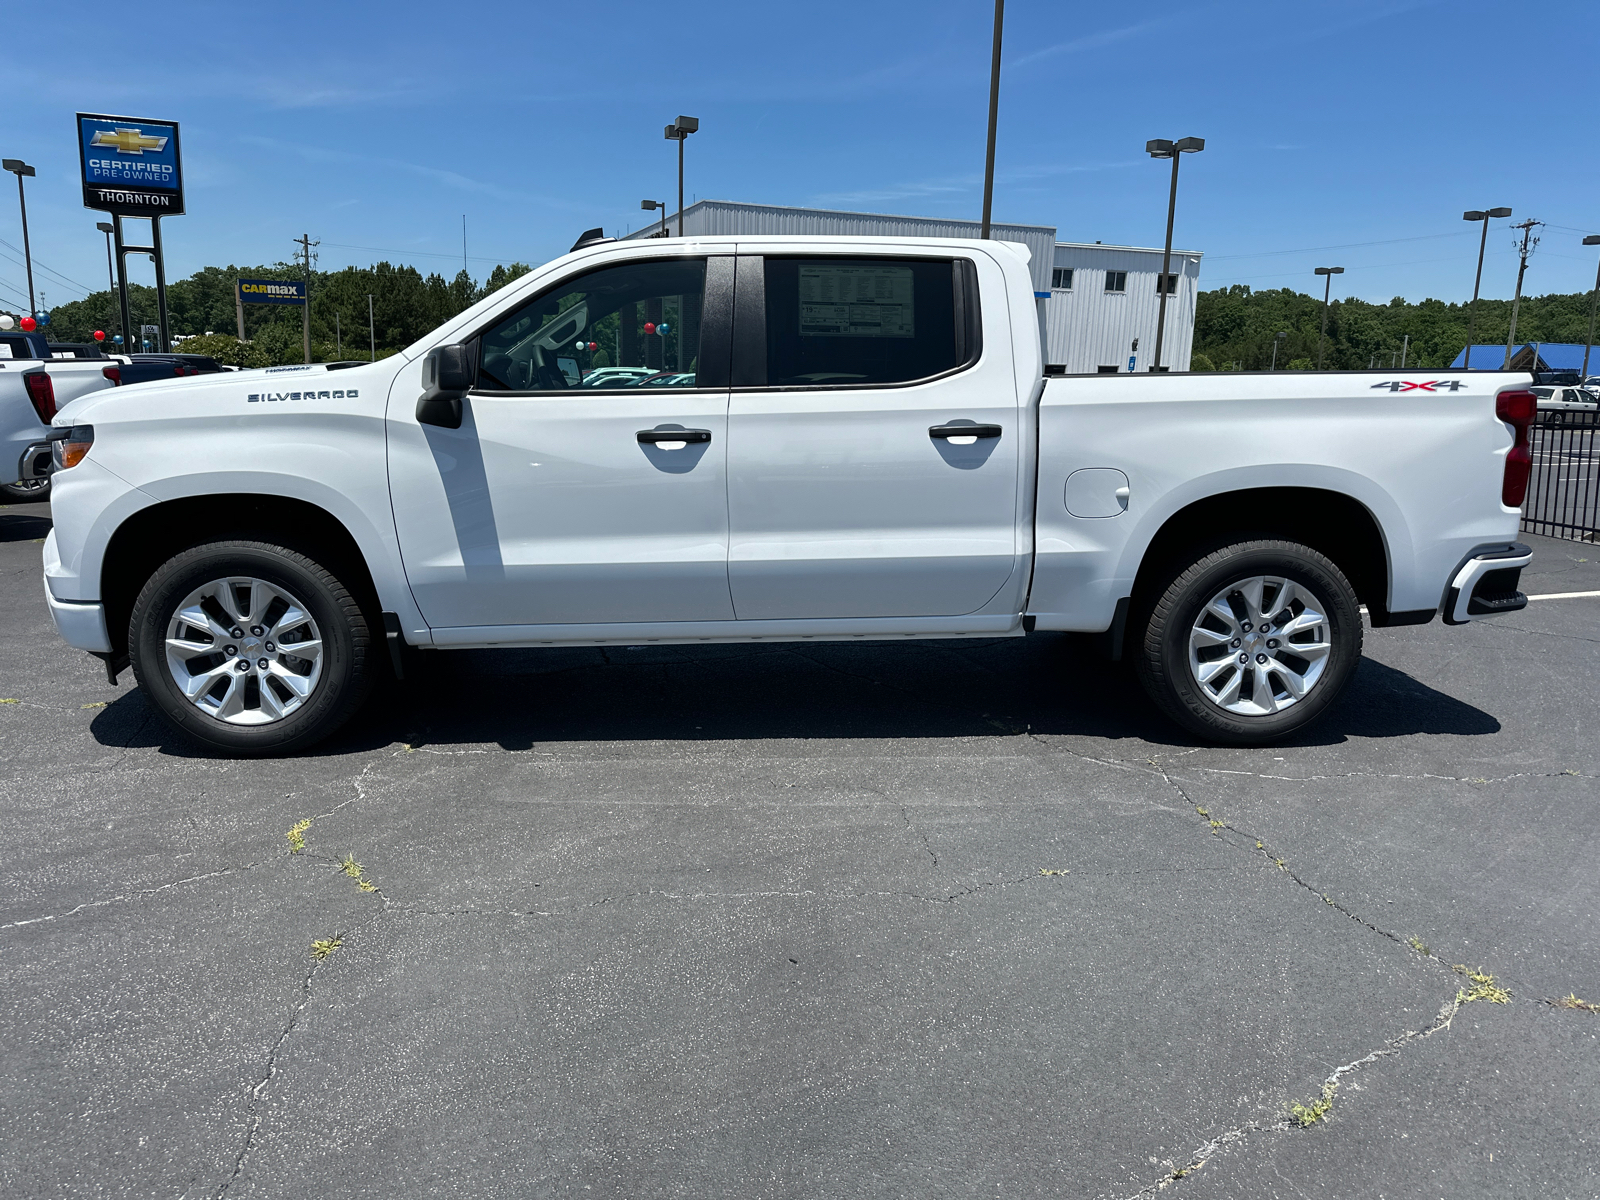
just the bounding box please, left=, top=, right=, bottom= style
left=129, top=540, right=373, bottom=756
left=1, top=476, right=50, bottom=502
left=1136, top=539, right=1363, bottom=745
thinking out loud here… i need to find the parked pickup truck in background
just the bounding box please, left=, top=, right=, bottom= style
left=1, top=330, right=118, bottom=499
left=41, top=233, right=1537, bottom=754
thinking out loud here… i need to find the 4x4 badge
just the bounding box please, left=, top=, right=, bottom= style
left=1370, top=380, right=1466, bottom=392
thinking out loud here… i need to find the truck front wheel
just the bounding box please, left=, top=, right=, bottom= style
left=129, top=541, right=373, bottom=755
left=1136, top=539, right=1362, bottom=745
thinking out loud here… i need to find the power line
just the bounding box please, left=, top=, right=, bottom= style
left=320, top=240, right=521, bottom=267
left=1205, top=229, right=1472, bottom=262
left=0, top=236, right=94, bottom=297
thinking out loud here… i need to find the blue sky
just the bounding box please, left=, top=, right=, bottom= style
left=4, top=0, right=1598, bottom=315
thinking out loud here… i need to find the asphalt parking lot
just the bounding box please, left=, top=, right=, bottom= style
left=1, top=496, right=1596, bottom=1199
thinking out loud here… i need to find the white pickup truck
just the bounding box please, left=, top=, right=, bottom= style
left=2, top=330, right=117, bottom=498
left=40, top=233, right=1535, bottom=753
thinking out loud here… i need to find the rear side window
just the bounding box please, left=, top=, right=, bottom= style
left=761, top=257, right=971, bottom=388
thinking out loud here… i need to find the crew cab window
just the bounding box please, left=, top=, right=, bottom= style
left=477, top=258, right=706, bottom=391
left=761, top=257, right=970, bottom=388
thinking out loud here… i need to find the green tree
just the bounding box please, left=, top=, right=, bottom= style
left=172, top=332, right=270, bottom=368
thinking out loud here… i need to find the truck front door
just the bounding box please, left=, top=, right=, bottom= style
left=724, top=252, right=1022, bottom=619
left=388, top=254, right=737, bottom=629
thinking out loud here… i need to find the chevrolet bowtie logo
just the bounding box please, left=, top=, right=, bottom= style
left=90, top=127, right=168, bottom=155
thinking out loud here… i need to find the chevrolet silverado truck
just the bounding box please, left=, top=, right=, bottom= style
left=2, top=330, right=117, bottom=499
left=40, top=233, right=1536, bottom=753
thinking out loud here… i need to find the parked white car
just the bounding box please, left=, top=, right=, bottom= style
left=2, top=330, right=118, bottom=498
left=1531, top=385, right=1598, bottom=411
left=42, top=234, right=1537, bottom=753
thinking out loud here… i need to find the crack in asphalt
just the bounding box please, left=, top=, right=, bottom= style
left=0, top=863, right=268, bottom=931
left=1108, top=989, right=1477, bottom=1199
left=212, top=933, right=345, bottom=1199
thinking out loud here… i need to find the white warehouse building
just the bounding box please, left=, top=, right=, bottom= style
left=621, top=199, right=1202, bottom=373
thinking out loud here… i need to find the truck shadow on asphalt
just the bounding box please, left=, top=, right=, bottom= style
left=0, top=507, right=52, bottom=542
left=89, top=632, right=1501, bottom=757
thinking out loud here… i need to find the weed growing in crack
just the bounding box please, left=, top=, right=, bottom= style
left=1408, top=936, right=1430, bottom=956
left=1209, top=820, right=1226, bottom=832
left=1038, top=868, right=1069, bottom=877
left=285, top=819, right=312, bottom=854
left=1551, top=994, right=1598, bottom=1014
left=1454, top=965, right=1511, bottom=1005
left=1255, top=840, right=1264, bottom=849
left=358, top=879, right=379, bottom=893
left=309, top=937, right=342, bottom=960
left=1195, top=806, right=1210, bottom=817
left=1289, top=1081, right=1338, bottom=1127
left=81, top=702, right=107, bottom=709
left=0, top=698, right=17, bottom=704
left=340, top=854, right=363, bottom=879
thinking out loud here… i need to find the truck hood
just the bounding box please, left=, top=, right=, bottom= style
left=54, top=361, right=386, bottom=426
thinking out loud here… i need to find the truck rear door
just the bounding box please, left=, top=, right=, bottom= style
left=724, top=251, right=1022, bottom=619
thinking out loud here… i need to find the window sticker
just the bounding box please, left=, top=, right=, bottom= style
left=798, top=264, right=914, bottom=338
left=0, top=344, right=12, bottom=359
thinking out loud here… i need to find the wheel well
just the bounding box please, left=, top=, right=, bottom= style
left=1130, top=487, right=1391, bottom=622
left=99, top=494, right=381, bottom=657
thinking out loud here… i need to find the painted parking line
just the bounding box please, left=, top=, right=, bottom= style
left=1525, top=590, right=1600, bottom=600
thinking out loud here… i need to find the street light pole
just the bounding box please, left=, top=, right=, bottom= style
left=640, top=200, right=669, bottom=238
left=663, top=116, right=698, bottom=237
left=980, top=0, right=1005, bottom=239
left=2, top=160, right=38, bottom=317
left=95, top=220, right=123, bottom=346
left=1145, top=137, right=1204, bottom=372
left=1314, top=266, right=1344, bottom=369
left=1461, top=207, right=1510, bottom=370
left=1582, top=235, right=1600, bottom=383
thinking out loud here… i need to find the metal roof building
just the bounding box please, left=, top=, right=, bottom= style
left=623, top=199, right=1201, bottom=373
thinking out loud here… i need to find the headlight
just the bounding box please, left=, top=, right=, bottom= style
left=51, top=425, right=95, bottom=472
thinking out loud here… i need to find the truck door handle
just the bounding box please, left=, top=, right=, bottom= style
left=929, top=423, right=1002, bottom=443
left=637, top=428, right=712, bottom=448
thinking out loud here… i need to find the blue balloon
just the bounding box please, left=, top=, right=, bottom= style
left=657, top=322, right=670, bottom=335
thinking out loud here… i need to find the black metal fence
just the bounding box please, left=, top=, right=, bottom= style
left=1522, top=408, right=1599, bottom=542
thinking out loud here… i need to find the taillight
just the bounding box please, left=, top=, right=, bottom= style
left=22, top=372, right=56, bottom=422
left=102, top=365, right=122, bottom=385
left=1496, top=388, right=1536, bottom=507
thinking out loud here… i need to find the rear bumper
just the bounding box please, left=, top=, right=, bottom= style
left=1442, top=542, right=1531, bottom=626
left=17, top=440, right=51, bottom=482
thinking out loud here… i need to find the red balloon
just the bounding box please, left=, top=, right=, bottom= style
left=588, top=342, right=597, bottom=351
left=20, top=316, right=36, bottom=332
left=643, top=322, right=656, bottom=335
left=93, top=329, right=106, bottom=341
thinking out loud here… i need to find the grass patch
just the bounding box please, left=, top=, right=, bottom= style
left=1552, top=993, right=1598, bottom=1014
left=1038, top=868, right=1068, bottom=876
left=285, top=818, right=313, bottom=854
left=1454, top=965, right=1511, bottom=1005
left=1289, top=1081, right=1338, bottom=1127
left=310, top=937, right=342, bottom=960
left=340, top=853, right=364, bottom=879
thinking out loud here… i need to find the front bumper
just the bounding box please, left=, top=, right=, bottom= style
left=45, top=588, right=112, bottom=652
left=1442, top=542, right=1532, bottom=626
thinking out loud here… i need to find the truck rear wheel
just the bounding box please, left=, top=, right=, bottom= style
left=1136, top=539, right=1362, bottom=745
left=129, top=541, right=373, bottom=756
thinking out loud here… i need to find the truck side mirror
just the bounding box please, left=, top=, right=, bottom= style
left=416, top=343, right=473, bottom=428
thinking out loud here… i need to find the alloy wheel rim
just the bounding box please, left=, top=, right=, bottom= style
left=164, top=576, right=324, bottom=725
left=1187, top=574, right=1332, bottom=716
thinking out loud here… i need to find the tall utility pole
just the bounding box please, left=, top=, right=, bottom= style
left=294, top=233, right=319, bottom=364
left=335, top=311, right=341, bottom=357
left=1581, top=235, right=1600, bottom=383
left=367, top=293, right=375, bottom=361
left=462, top=215, right=467, bottom=274
left=3, top=160, right=37, bottom=316
left=1270, top=331, right=1287, bottom=371
left=979, top=0, right=1005, bottom=239
left=1461, top=207, right=1510, bottom=369
left=1314, top=266, right=1344, bottom=369
left=1145, top=137, right=1204, bottom=371
left=1504, top=219, right=1543, bottom=369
